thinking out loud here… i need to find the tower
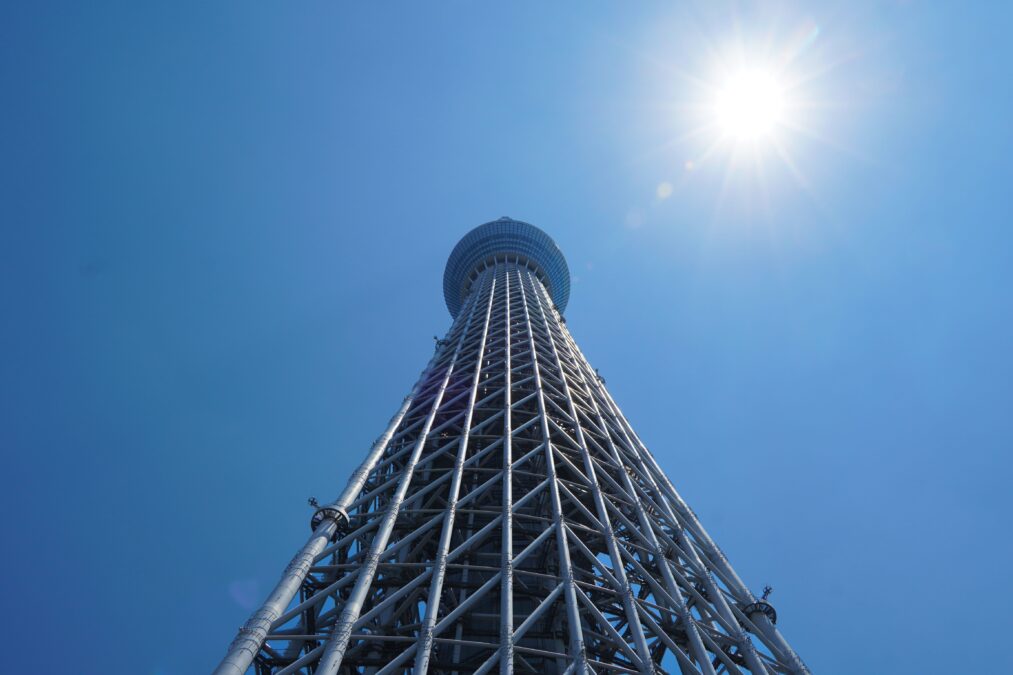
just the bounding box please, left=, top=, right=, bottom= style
left=214, top=218, right=809, bottom=675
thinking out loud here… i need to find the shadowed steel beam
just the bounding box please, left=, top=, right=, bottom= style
left=314, top=285, right=484, bottom=674
left=561, top=324, right=812, bottom=673
left=212, top=336, right=446, bottom=675
left=213, top=521, right=339, bottom=675
left=472, top=581, right=566, bottom=675
left=572, top=342, right=772, bottom=674
left=517, top=268, right=589, bottom=674
left=549, top=295, right=716, bottom=675
left=500, top=267, right=515, bottom=674
left=526, top=276, right=653, bottom=674
left=372, top=523, right=559, bottom=675
left=414, top=271, right=497, bottom=675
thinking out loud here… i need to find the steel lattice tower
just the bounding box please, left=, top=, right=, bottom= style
left=215, top=218, right=810, bottom=675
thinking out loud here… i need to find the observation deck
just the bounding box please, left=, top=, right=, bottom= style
left=443, top=217, right=570, bottom=318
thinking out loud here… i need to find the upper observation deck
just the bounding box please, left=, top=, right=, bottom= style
left=443, top=217, right=570, bottom=318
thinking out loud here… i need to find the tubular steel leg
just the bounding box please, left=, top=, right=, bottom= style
left=213, top=520, right=338, bottom=675
left=500, top=268, right=515, bottom=674
left=518, top=273, right=588, bottom=675
left=212, top=339, right=445, bottom=675
left=546, top=296, right=716, bottom=675
left=314, top=288, right=485, bottom=675
left=560, top=326, right=781, bottom=675
left=414, top=271, right=497, bottom=675
left=525, top=274, right=654, bottom=674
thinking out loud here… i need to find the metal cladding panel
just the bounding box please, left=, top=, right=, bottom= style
left=443, top=217, right=570, bottom=317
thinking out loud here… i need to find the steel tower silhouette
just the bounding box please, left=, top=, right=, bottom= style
left=215, top=218, right=809, bottom=675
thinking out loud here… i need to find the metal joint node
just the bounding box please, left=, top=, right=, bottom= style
left=661, top=618, right=689, bottom=645
left=310, top=504, right=349, bottom=534
left=742, top=599, right=778, bottom=625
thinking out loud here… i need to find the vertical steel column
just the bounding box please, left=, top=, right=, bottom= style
left=500, top=264, right=515, bottom=674
left=314, top=286, right=485, bottom=675
left=547, top=300, right=716, bottom=675
left=213, top=522, right=338, bottom=675
left=515, top=268, right=588, bottom=675
left=213, top=337, right=447, bottom=675
left=524, top=272, right=654, bottom=675
left=621, top=419, right=809, bottom=674
left=413, top=270, right=497, bottom=675
left=556, top=322, right=773, bottom=675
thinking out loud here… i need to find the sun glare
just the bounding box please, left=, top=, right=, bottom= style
left=640, top=14, right=833, bottom=212
left=714, top=69, right=785, bottom=140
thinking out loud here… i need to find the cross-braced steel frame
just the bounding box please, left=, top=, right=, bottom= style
left=214, top=221, right=810, bottom=675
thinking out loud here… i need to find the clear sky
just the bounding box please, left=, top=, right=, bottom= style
left=3, top=2, right=1012, bottom=673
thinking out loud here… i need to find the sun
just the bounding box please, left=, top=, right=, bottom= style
left=713, top=68, right=786, bottom=141
left=636, top=15, right=836, bottom=210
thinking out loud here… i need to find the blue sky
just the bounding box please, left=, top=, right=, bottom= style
left=3, top=2, right=1012, bottom=673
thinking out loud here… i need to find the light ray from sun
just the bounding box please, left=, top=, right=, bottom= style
left=634, top=4, right=878, bottom=212
left=606, top=1, right=886, bottom=229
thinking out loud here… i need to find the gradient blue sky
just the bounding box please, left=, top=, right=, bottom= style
left=4, top=2, right=1012, bottom=673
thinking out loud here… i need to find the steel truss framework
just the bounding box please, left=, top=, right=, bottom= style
left=215, top=248, right=810, bottom=675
